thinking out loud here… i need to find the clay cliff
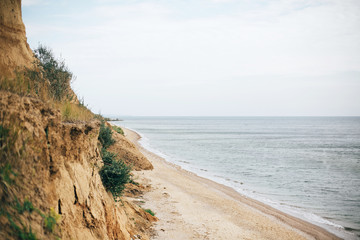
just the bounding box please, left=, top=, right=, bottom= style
left=108, top=131, right=153, bottom=171
left=0, top=1, right=155, bottom=239
left=0, top=92, right=155, bottom=240
left=0, top=0, right=34, bottom=77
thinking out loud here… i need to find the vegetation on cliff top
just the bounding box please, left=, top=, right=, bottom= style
left=1, top=44, right=132, bottom=201
left=0, top=44, right=132, bottom=238
left=112, top=125, right=124, bottom=136
left=33, top=45, right=72, bottom=101
left=0, top=45, right=93, bottom=122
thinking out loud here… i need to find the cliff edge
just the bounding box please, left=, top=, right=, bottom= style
left=0, top=92, right=155, bottom=240
left=0, top=1, right=155, bottom=239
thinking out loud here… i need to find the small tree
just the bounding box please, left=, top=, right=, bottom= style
left=101, top=148, right=117, bottom=165
left=98, top=122, right=115, bottom=149
left=99, top=159, right=131, bottom=199
left=34, top=45, right=73, bottom=101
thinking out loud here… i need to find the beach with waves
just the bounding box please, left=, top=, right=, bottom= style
left=117, top=117, right=360, bottom=239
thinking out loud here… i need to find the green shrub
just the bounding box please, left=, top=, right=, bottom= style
left=98, top=122, right=115, bottom=149
left=101, top=148, right=117, bottom=165
left=0, top=163, right=17, bottom=185
left=13, top=198, right=34, bottom=214
left=22, top=200, right=34, bottom=213
left=7, top=215, right=37, bottom=240
left=44, top=208, right=60, bottom=233
left=144, top=209, right=155, bottom=216
left=1, top=44, right=73, bottom=101
left=99, top=159, right=131, bottom=200
left=112, top=125, right=124, bottom=135
left=94, top=114, right=105, bottom=121
left=34, top=45, right=73, bottom=101
left=100, top=146, right=132, bottom=199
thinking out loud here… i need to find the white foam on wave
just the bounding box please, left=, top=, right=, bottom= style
left=200, top=172, right=355, bottom=238
left=209, top=176, right=358, bottom=239
left=120, top=126, right=171, bottom=160
left=118, top=125, right=355, bottom=240
left=192, top=170, right=355, bottom=239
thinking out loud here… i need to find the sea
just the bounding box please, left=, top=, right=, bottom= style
left=114, top=117, right=360, bottom=239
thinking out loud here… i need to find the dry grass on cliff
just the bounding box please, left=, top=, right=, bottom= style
left=58, top=101, right=94, bottom=122
left=0, top=71, right=50, bottom=101
left=0, top=75, right=94, bottom=122
left=1, top=45, right=95, bottom=123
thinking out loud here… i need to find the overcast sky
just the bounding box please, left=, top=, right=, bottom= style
left=22, top=0, right=360, bottom=116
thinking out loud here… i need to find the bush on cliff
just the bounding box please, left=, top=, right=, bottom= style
left=112, top=125, right=124, bottom=135
left=101, top=148, right=117, bottom=165
left=99, top=122, right=131, bottom=199
left=99, top=156, right=131, bottom=200
left=34, top=45, right=73, bottom=101
left=98, top=122, right=115, bottom=149
left=0, top=45, right=94, bottom=122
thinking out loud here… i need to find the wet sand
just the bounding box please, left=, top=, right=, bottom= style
left=124, top=128, right=341, bottom=240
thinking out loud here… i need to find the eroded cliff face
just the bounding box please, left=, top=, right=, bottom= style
left=0, top=91, right=155, bottom=240
left=0, top=0, right=34, bottom=77
left=0, top=0, right=155, bottom=239
left=109, top=131, right=153, bottom=171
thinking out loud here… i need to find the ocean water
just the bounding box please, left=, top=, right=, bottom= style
left=115, top=117, right=360, bottom=239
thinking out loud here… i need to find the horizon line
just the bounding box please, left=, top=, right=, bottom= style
left=103, top=115, right=360, bottom=118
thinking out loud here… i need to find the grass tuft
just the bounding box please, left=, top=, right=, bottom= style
left=112, top=125, right=124, bottom=135
left=144, top=209, right=155, bottom=216
left=0, top=71, right=49, bottom=101
left=0, top=163, right=17, bottom=185
left=44, top=208, right=60, bottom=233
left=59, top=101, right=94, bottom=122
left=7, top=214, right=37, bottom=240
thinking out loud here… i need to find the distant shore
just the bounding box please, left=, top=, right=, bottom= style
left=123, top=127, right=340, bottom=240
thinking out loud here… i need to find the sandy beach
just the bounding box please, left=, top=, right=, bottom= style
left=123, top=128, right=341, bottom=240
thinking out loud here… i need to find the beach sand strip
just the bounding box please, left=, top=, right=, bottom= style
left=124, top=128, right=340, bottom=240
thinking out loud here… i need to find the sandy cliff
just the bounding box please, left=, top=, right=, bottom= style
left=0, top=92, right=155, bottom=239
left=0, top=0, right=155, bottom=239
left=0, top=0, right=34, bottom=77
left=108, top=129, right=153, bottom=171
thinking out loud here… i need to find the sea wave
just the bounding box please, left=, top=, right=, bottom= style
left=119, top=124, right=357, bottom=240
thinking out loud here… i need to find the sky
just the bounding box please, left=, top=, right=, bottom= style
left=22, top=0, right=360, bottom=116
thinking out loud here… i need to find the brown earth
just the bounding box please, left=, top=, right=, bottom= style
left=0, top=0, right=35, bottom=77
left=0, top=91, right=156, bottom=240
left=108, top=125, right=153, bottom=171
left=0, top=0, right=156, bottom=239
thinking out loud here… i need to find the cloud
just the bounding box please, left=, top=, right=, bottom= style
left=22, top=0, right=44, bottom=6
left=210, top=0, right=235, bottom=3
left=23, top=0, right=360, bottom=115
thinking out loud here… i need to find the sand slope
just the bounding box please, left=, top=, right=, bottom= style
left=124, top=128, right=340, bottom=240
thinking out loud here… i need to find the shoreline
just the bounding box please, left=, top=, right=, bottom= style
left=123, top=127, right=341, bottom=240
